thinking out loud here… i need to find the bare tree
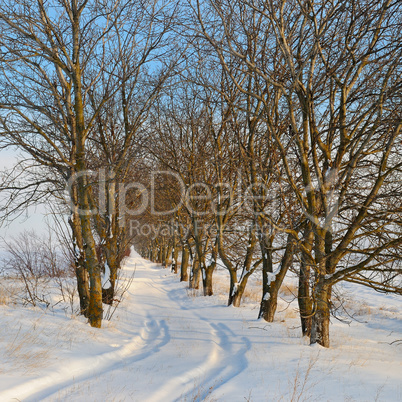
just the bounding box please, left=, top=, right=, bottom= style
left=191, top=0, right=402, bottom=347
left=0, top=0, right=180, bottom=327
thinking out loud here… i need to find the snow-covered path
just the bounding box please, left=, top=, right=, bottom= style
left=0, top=251, right=401, bottom=401
left=0, top=252, right=254, bottom=402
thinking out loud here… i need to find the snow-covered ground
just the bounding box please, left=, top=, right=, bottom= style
left=0, top=250, right=401, bottom=401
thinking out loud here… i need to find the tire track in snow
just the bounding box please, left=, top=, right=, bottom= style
left=0, top=255, right=251, bottom=402
left=144, top=320, right=251, bottom=402
left=35, top=264, right=176, bottom=401
left=144, top=287, right=252, bottom=402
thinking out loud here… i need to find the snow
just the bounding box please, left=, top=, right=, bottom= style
left=101, top=262, right=112, bottom=289
left=0, top=250, right=401, bottom=401
left=267, top=272, right=276, bottom=286
left=232, top=282, right=238, bottom=296
left=109, top=214, right=113, bottom=238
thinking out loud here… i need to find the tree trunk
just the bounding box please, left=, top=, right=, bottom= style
left=259, top=236, right=293, bottom=322
left=310, top=279, right=331, bottom=347
left=72, top=14, right=103, bottom=327
left=298, top=227, right=313, bottom=336
left=102, top=176, right=119, bottom=305
left=102, top=224, right=120, bottom=305
left=260, top=288, right=279, bottom=321
left=231, top=264, right=258, bottom=307
left=79, top=212, right=103, bottom=327
left=75, top=154, right=102, bottom=327
left=202, top=266, right=214, bottom=296
left=79, top=211, right=103, bottom=328
left=102, top=281, right=114, bottom=305
left=232, top=278, right=248, bottom=307
left=151, top=244, right=158, bottom=262
left=298, top=260, right=313, bottom=337
left=75, top=259, right=90, bottom=317
left=102, top=243, right=118, bottom=306
left=68, top=161, right=102, bottom=327
left=157, top=246, right=163, bottom=264
left=180, top=244, right=190, bottom=282
left=258, top=236, right=273, bottom=319
left=161, top=245, right=166, bottom=267
left=165, top=243, right=173, bottom=268
left=68, top=209, right=90, bottom=317
left=227, top=268, right=238, bottom=306
left=231, top=229, right=257, bottom=307
left=189, top=258, right=200, bottom=289
left=172, top=245, right=179, bottom=274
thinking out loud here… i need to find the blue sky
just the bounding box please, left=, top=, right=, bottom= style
left=0, top=149, right=49, bottom=237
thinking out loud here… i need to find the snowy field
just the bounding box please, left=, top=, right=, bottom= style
left=0, top=250, right=401, bottom=401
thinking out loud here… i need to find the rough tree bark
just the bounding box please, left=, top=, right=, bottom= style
left=259, top=234, right=294, bottom=322
left=180, top=243, right=190, bottom=282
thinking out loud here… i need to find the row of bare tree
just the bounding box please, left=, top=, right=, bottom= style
left=1, top=0, right=401, bottom=347
left=134, top=0, right=402, bottom=348
left=0, top=0, right=183, bottom=327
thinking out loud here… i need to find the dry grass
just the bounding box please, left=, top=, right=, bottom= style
left=332, top=290, right=373, bottom=318
left=182, top=379, right=220, bottom=402
left=0, top=310, right=90, bottom=376
left=210, top=275, right=262, bottom=305
left=280, top=283, right=298, bottom=300
left=186, top=288, right=203, bottom=298
left=353, top=302, right=372, bottom=316
left=283, top=307, right=299, bottom=320
left=0, top=279, right=25, bottom=306
left=1, top=322, right=52, bottom=374
left=0, top=288, right=8, bottom=305
left=52, top=372, right=136, bottom=402
left=0, top=276, right=80, bottom=316
left=212, top=276, right=230, bottom=299
left=287, top=354, right=320, bottom=402
left=242, top=285, right=262, bottom=304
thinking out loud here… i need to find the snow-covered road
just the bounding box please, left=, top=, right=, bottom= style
left=0, top=250, right=401, bottom=401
